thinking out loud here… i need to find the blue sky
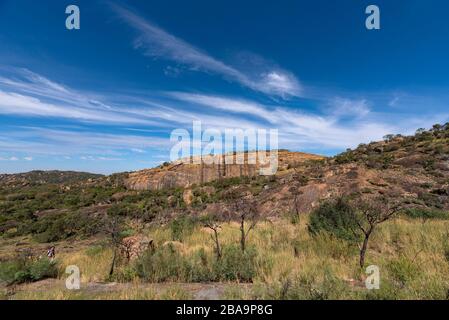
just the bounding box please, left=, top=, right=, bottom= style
left=0, top=0, right=448, bottom=174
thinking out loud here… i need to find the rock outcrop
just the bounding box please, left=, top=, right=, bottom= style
left=124, top=151, right=324, bottom=190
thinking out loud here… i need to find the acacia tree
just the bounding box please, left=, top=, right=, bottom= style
left=309, top=196, right=403, bottom=268
left=348, top=198, right=402, bottom=268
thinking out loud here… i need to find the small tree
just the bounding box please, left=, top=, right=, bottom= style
left=432, top=124, right=442, bottom=132
left=232, top=198, right=259, bottom=253
left=309, top=197, right=402, bottom=268
left=203, top=218, right=222, bottom=261
left=102, top=214, right=124, bottom=277
left=415, top=128, right=426, bottom=135
left=348, top=198, right=402, bottom=268
left=383, top=134, right=395, bottom=142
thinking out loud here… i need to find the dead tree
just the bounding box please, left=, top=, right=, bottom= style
left=233, top=198, right=259, bottom=253
left=204, top=221, right=222, bottom=261
left=102, top=214, right=124, bottom=277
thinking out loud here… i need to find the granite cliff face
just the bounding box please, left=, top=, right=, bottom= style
left=124, top=151, right=324, bottom=190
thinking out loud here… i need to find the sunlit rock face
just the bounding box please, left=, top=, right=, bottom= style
left=124, top=151, right=324, bottom=190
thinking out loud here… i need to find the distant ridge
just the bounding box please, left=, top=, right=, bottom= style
left=0, top=170, right=104, bottom=186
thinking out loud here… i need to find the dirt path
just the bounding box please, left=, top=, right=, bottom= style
left=3, top=279, right=252, bottom=300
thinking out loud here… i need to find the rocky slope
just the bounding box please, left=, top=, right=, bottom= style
left=174, top=125, right=449, bottom=218
left=1, top=124, right=448, bottom=242
left=124, top=151, right=324, bottom=190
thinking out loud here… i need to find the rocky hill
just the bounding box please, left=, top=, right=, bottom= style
left=169, top=124, right=449, bottom=217
left=1, top=124, right=448, bottom=242
left=124, top=150, right=324, bottom=190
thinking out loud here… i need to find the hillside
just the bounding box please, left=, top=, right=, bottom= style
left=0, top=171, right=103, bottom=187
left=1, top=123, right=449, bottom=300
left=1, top=124, right=448, bottom=243
left=124, top=150, right=324, bottom=190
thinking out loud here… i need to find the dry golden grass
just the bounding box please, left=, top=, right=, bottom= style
left=3, top=215, right=449, bottom=300
left=10, top=284, right=191, bottom=300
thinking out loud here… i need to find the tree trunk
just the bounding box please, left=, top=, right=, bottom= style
left=109, top=248, right=117, bottom=276
left=240, top=217, right=246, bottom=253
left=359, top=231, right=371, bottom=268
left=213, top=229, right=222, bottom=260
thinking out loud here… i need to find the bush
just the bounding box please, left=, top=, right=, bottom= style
left=403, top=208, right=449, bottom=220
left=133, top=244, right=260, bottom=283
left=135, top=244, right=191, bottom=282
left=308, top=198, right=360, bottom=242
left=0, top=257, right=58, bottom=285
left=28, top=258, right=58, bottom=280
left=32, top=212, right=100, bottom=243
left=169, top=216, right=198, bottom=242
left=213, top=245, right=257, bottom=282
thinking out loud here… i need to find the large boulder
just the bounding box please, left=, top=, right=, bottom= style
left=120, top=235, right=154, bottom=261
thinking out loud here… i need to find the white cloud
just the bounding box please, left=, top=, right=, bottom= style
left=167, top=92, right=449, bottom=150
left=24, top=156, right=33, bottom=161
left=0, top=127, right=170, bottom=157
left=0, top=69, right=166, bottom=125
left=169, top=92, right=275, bottom=123
left=0, top=90, right=153, bottom=125
left=329, top=97, right=371, bottom=118
left=111, top=4, right=302, bottom=98
left=2, top=69, right=448, bottom=164
left=80, top=156, right=123, bottom=161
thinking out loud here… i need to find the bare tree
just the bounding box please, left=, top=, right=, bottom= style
left=102, top=214, right=124, bottom=277
left=204, top=220, right=222, bottom=261
left=233, top=198, right=259, bottom=252
left=348, top=198, right=402, bottom=268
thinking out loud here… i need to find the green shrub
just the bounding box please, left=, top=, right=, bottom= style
left=308, top=198, right=360, bottom=242
left=28, top=258, right=58, bottom=280
left=403, top=208, right=449, bottom=220
left=133, top=244, right=260, bottom=283
left=134, top=245, right=192, bottom=282
left=30, top=212, right=100, bottom=243
left=213, top=245, right=257, bottom=282
left=169, top=216, right=198, bottom=242
left=0, top=257, right=58, bottom=285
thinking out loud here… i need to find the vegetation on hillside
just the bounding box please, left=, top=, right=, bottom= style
left=1, top=124, right=449, bottom=299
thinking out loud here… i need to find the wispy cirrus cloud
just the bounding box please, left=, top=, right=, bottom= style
left=0, top=68, right=159, bottom=125
left=169, top=92, right=275, bottom=123
left=111, top=4, right=302, bottom=98
left=169, top=92, right=390, bottom=148
left=0, top=127, right=169, bottom=155
left=329, top=97, right=371, bottom=118
left=1, top=68, right=448, bottom=168
left=0, top=156, right=19, bottom=161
